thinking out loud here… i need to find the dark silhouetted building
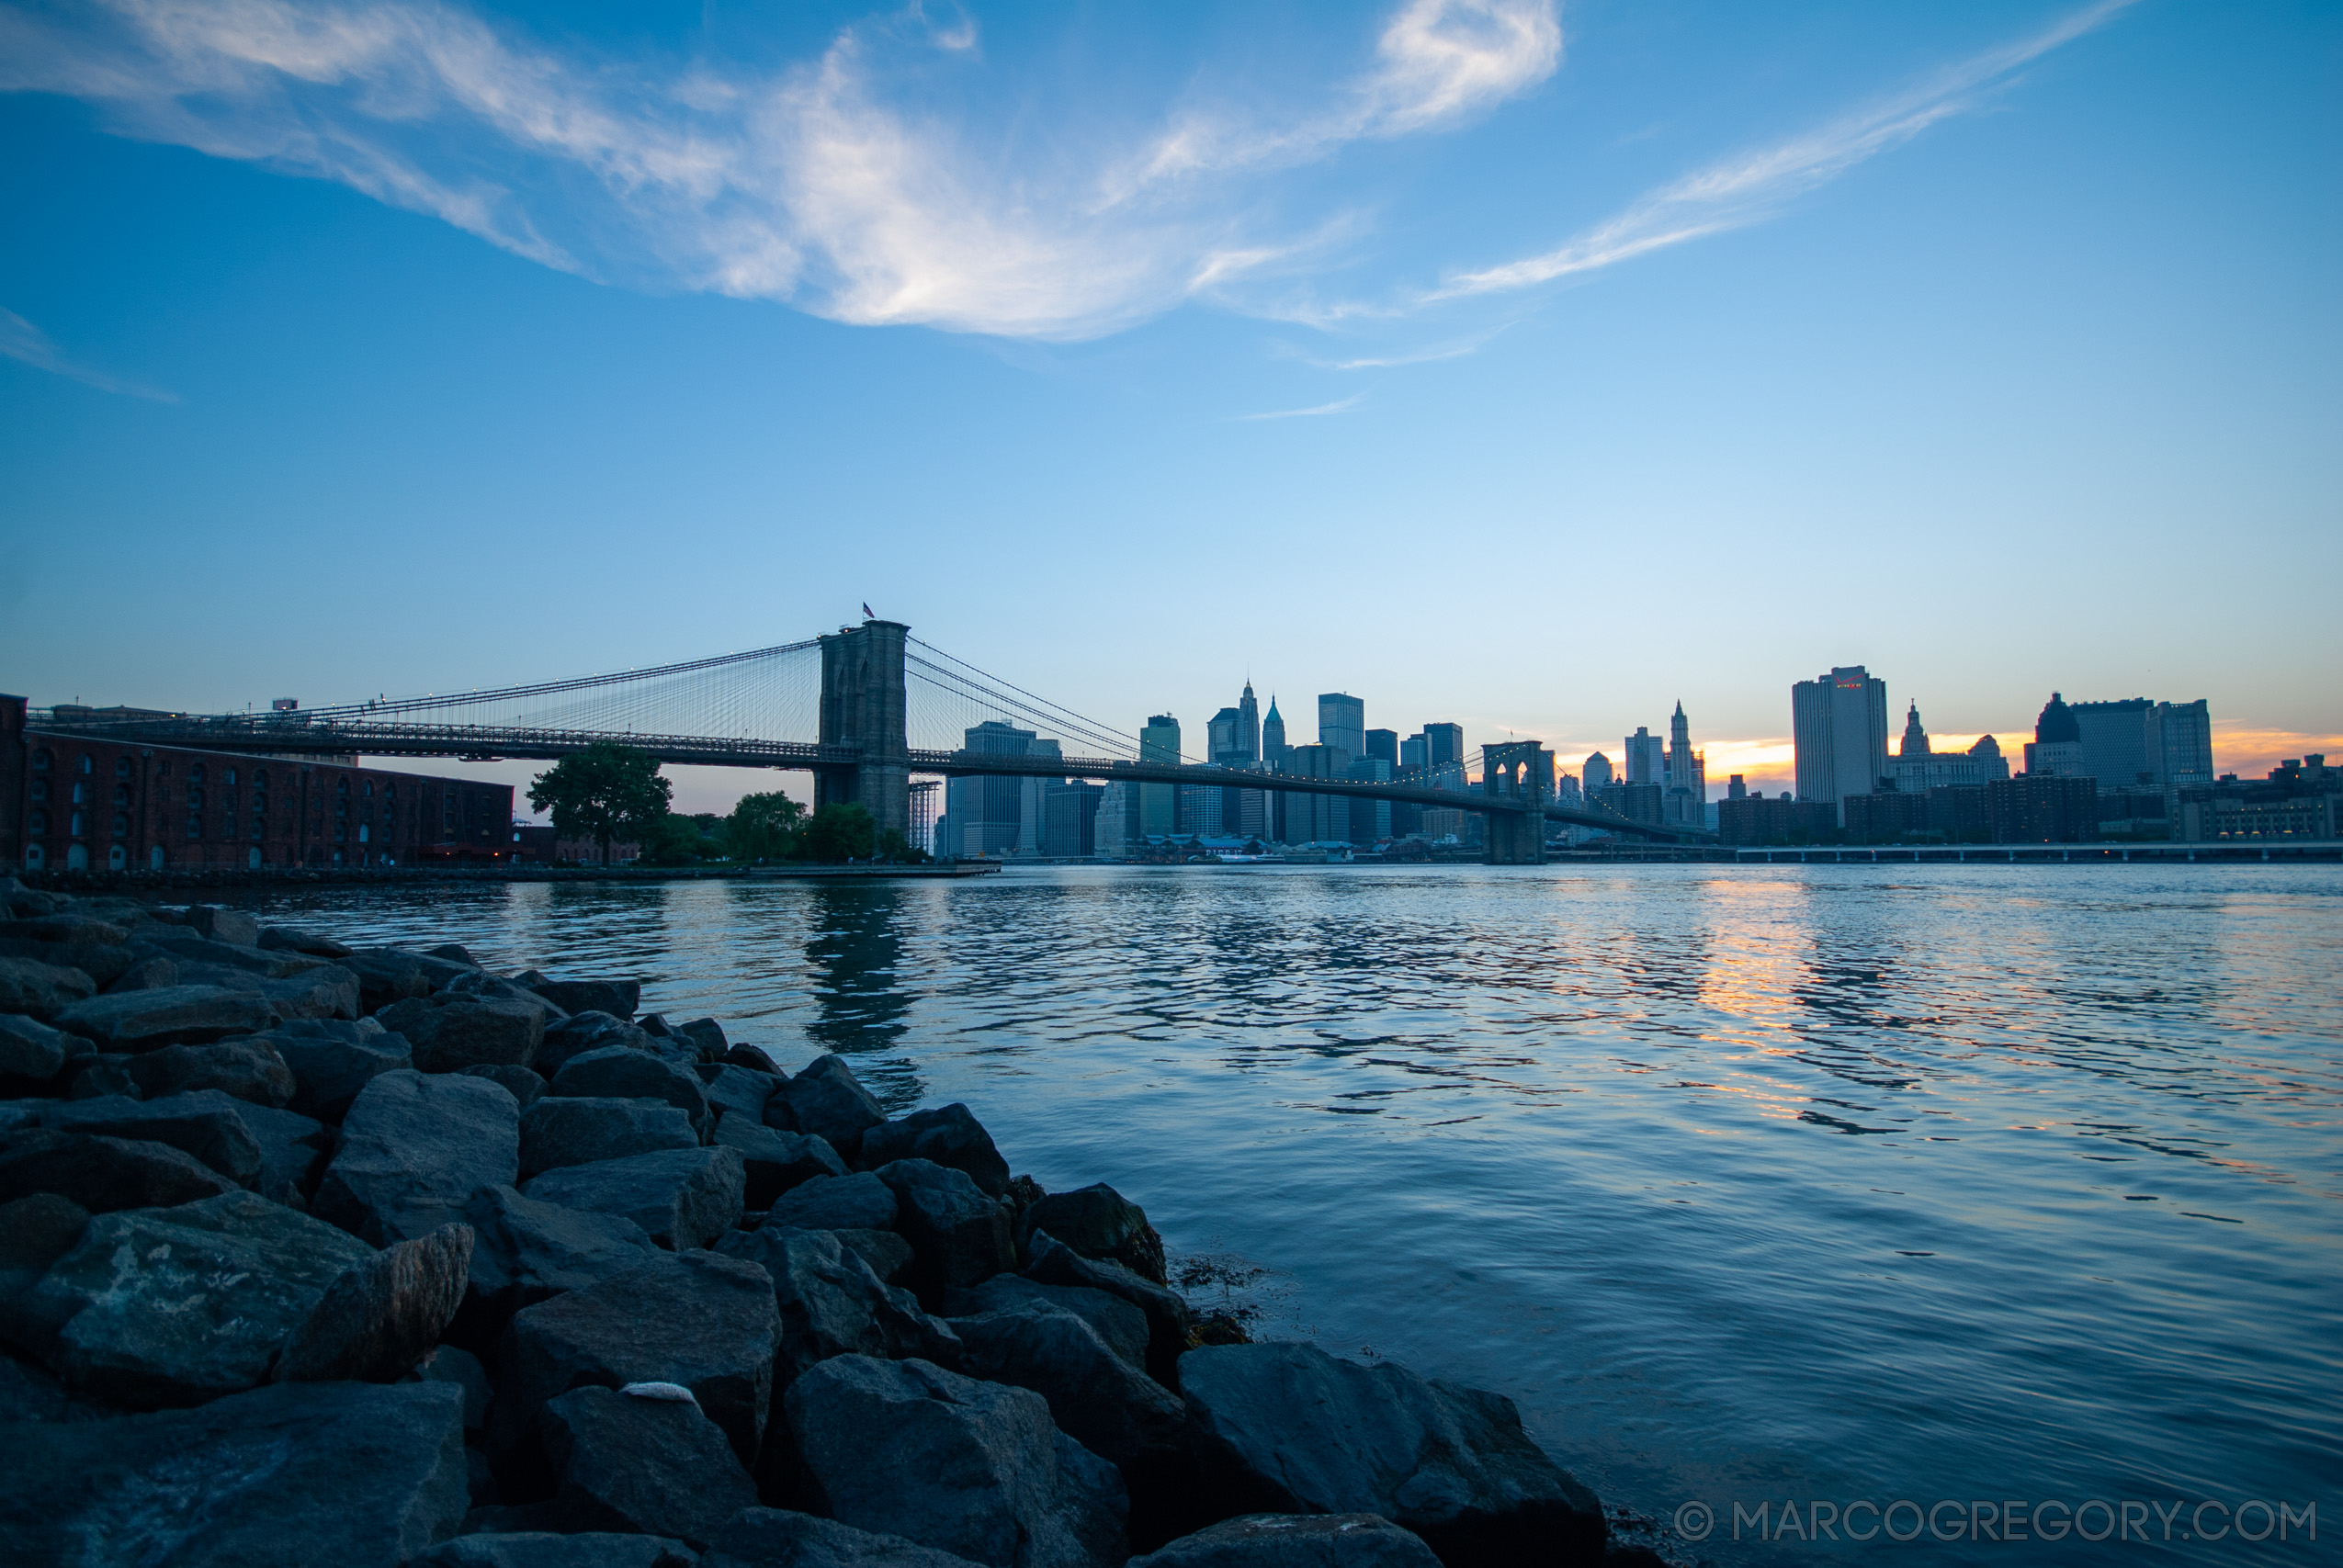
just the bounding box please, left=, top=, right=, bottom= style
left=1793, top=666, right=1890, bottom=825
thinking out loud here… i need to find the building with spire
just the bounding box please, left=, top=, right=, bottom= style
left=1886, top=703, right=1990, bottom=793
left=2023, top=694, right=2088, bottom=779
left=1663, top=702, right=1707, bottom=828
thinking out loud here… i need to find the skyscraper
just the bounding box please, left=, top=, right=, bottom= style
left=1624, top=727, right=1665, bottom=785
left=1792, top=666, right=1890, bottom=825
left=1238, top=682, right=1262, bottom=764
left=1422, top=723, right=1464, bottom=770
left=2023, top=694, right=2088, bottom=779
left=1207, top=707, right=1244, bottom=765
left=1663, top=703, right=1707, bottom=827
left=1139, top=714, right=1180, bottom=837
left=946, top=720, right=1039, bottom=857
left=1262, top=697, right=1289, bottom=768
left=1318, top=694, right=1364, bottom=761
left=1583, top=751, right=1613, bottom=792
left=1365, top=728, right=1398, bottom=767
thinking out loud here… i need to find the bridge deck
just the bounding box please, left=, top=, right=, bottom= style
left=31, top=716, right=1710, bottom=842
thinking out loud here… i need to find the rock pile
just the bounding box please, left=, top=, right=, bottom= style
left=0, top=878, right=1615, bottom=1567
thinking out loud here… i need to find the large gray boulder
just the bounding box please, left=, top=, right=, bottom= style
left=277, top=1222, right=474, bottom=1383
left=536, top=1011, right=657, bottom=1078
left=1, top=938, right=134, bottom=987
left=0, top=953, right=99, bottom=1019
left=1025, top=1231, right=1193, bottom=1383
left=261, top=923, right=355, bottom=958
left=1025, top=1182, right=1168, bottom=1284
left=784, top=1354, right=1126, bottom=1568
left=237, top=1101, right=334, bottom=1208
left=766, top=1053, right=885, bottom=1156
left=520, top=1096, right=697, bottom=1179
left=0, top=1128, right=236, bottom=1213
left=876, top=1158, right=1015, bottom=1307
left=379, top=994, right=546, bottom=1073
left=1176, top=1343, right=1606, bottom=1565
left=766, top=1170, right=896, bottom=1234
left=267, top=1019, right=414, bottom=1120
left=0, top=1379, right=470, bottom=1566
left=316, top=1069, right=521, bottom=1245
left=945, top=1276, right=1149, bottom=1374
left=519, top=1146, right=745, bottom=1250
left=523, top=976, right=640, bottom=1021
left=551, top=1046, right=711, bottom=1128
left=102, top=952, right=180, bottom=992
left=418, top=1535, right=695, bottom=1567
left=344, top=947, right=450, bottom=1011
left=860, top=1104, right=1011, bottom=1198
left=183, top=906, right=263, bottom=946
left=715, top=1225, right=959, bottom=1386
left=457, top=1185, right=662, bottom=1338
left=1130, top=1515, right=1442, bottom=1567
left=702, top=1509, right=988, bottom=1568
left=260, top=962, right=363, bottom=1021
left=467, top=1062, right=549, bottom=1108
left=124, top=1037, right=296, bottom=1107
left=51, top=983, right=277, bottom=1048
left=716, top=1113, right=847, bottom=1208
left=538, top=1383, right=759, bottom=1549
left=0, top=1011, right=87, bottom=1087
left=132, top=928, right=325, bottom=978
left=493, top=1251, right=780, bottom=1466
left=22, top=1190, right=373, bottom=1406
left=43, top=1090, right=265, bottom=1186
left=696, top=1061, right=776, bottom=1123
left=948, top=1302, right=1186, bottom=1469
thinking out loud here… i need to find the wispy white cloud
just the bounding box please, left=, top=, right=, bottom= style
left=0, top=307, right=178, bottom=400
left=1119, top=0, right=1559, bottom=197
left=1431, top=0, right=2136, bottom=300
left=0, top=0, right=1556, bottom=341
left=1238, top=392, right=1367, bottom=421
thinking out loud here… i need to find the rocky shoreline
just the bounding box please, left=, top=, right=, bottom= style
left=0, top=875, right=1636, bottom=1568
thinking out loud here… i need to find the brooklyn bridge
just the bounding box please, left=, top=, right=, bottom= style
left=29, top=620, right=1710, bottom=862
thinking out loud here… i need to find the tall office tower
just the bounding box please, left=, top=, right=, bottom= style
left=1400, top=732, right=1428, bottom=770
left=2068, top=698, right=2157, bottom=788
left=1042, top=781, right=1103, bottom=857
left=1365, top=729, right=1398, bottom=767
left=1583, top=751, right=1613, bottom=792
left=1139, top=714, right=1181, bottom=837
left=1178, top=784, right=1224, bottom=834
left=1239, top=682, right=1262, bottom=764
left=2149, top=700, right=2213, bottom=792
left=1283, top=743, right=1345, bottom=842
left=2022, top=694, right=2088, bottom=779
left=1792, top=666, right=1890, bottom=825
left=1318, top=694, right=1365, bottom=761
left=1262, top=697, right=1289, bottom=769
left=1727, top=774, right=1748, bottom=800
left=1207, top=707, right=1244, bottom=764
left=1349, top=756, right=1392, bottom=842
left=1624, top=727, right=1665, bottom=785
left=948, top=720, right=1038, bottom=857
left=1017, top=738, right=1062, bottom=854
left=1423, top=723, right=1465, bottom=769
left=1092, top=783, right=1135, bottom=859
left=1662, top=702, right=1706, bottom=826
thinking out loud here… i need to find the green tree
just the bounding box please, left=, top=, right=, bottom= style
left=640, top=811, right=724, bottom=865
left=527, top=743, right=672, bottom=864
left=726, top=791, right=806, bottom=863
left=798, top=803, right=876, bottom=863
left=874, top=827, right=928, bottom=863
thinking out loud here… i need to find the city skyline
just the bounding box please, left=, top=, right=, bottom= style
left=4, top=3, right=2336, bottom=818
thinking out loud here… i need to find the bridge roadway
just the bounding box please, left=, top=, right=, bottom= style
left=34, top=714, right=1707, bottom=843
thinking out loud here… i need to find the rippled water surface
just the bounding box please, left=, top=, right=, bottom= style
left=250, top=864, right=2340, bottom=1561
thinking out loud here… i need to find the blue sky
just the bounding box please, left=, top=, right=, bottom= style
left=2, top=0, right=2337, bottom=809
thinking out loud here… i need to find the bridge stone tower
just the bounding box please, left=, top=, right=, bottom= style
left=814, top=620, right=911, bottom=840
left=1479, top=741, right=1554, bottom=865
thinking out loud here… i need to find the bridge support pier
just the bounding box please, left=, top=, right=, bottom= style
left=815, top=619, right=911, bottom=840
left=1479, top=741, right=1554, bottom=865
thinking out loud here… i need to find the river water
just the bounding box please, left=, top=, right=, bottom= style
left=247, top=863, right=2340, bottom=1562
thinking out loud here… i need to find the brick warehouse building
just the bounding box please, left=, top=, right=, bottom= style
left=2, top=694, right=512, bottom=872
